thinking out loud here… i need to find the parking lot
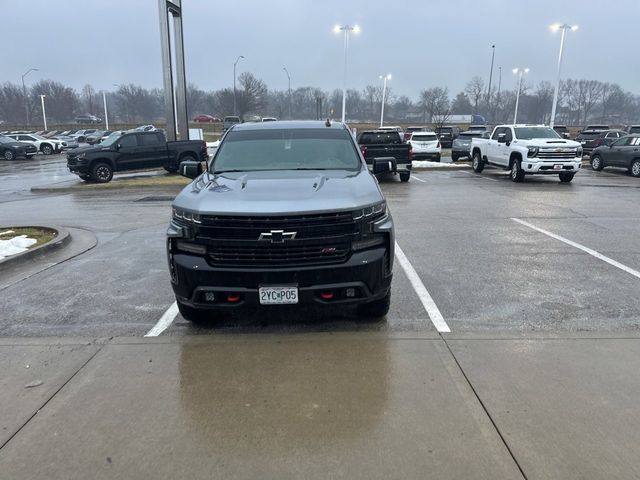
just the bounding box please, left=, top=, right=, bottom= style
left=1, top=154, right=639, bottom=336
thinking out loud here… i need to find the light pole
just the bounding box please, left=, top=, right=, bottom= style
left=233, top=55, right=244, bottom=117
left=283, top=67, right=291, bottom=119
left=379, top=74, right=391, bottom=127
left=39, top=95, right=47, bottom=130
left=103, top=91, right=109, bottom=130
left=497, top=66, right=502, bottom=122
left=21, top=68, right=38, bottom=126
left=334, top=24, right=360, bottom=123
left=512, top=68, right=529, bottom=124
left=549, top=23, right=578, bottom=128
left=486, top=45, right=495, bottom=115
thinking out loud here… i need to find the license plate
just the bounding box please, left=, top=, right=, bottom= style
left=259, top=286, right=298, bottom=305
left=553, top=164, right=563, bottom=170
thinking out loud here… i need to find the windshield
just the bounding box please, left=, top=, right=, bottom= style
left=514, top=127, right=561, bottom=140
left=212, top=128, right=360, bottom=172
left=100, top=133, right=123, bottom=147
left=0, top=136, right=13, bottom=144
left=459, top=132, right=481, bottom=138
left=412, top=134, right=437, bottom=141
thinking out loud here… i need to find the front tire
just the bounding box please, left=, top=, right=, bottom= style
left=356, top=291, right=391, bottom=319
left=399, top=171, right=410, bottom=182
left=510, top=158, right=525, bottom=182
left=91, top=162, right=113, bottom=183
left=472, top=151, right=484, bottom=173
left=591, top=155, right=604, bottom=171
left=41, top=144, right=53, bottom=155
left=433, top=154, right=441, bottom=163
left=630, top=159, right=640, bottom=178
left=451, top=154, right=459, bottom=162
left=3, top=150, right=15, bottom=160
left=559, top=172, right=575, bottom=183
left=177, top=300, right=211, bottom=324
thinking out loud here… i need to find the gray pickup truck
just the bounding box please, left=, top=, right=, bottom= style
left=167, top=120, right=395, bottom=323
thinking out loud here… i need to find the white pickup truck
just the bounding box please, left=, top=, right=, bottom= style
left=470, top=125, right=583, bottom=183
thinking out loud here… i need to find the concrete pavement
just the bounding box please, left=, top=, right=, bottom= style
left=2, top=333, right=640, bottom=479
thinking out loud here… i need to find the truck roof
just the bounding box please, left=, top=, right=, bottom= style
left=232, top=120, right=347, bottom=131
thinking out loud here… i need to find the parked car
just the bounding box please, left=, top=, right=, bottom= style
left=168, top=120, right=394, bottom=322
left=261, top=117, right=277, bottom=122
left=192, top=114, right=219, bottom=123
left=626, top=125, right=640, bottom=134
left=5, top=133, right=65, bottom=155
left=466, top=125, right=488, bottom=132
left=470, top=124, right=582, bottom=183
left=356, top=130, right=413, bottom=182
left=435, top=126, right=460, bottom=148
left=553, top=125, right=571, bottom=139
left=73, top=129, right=98, bottom=143
left=66, top=130, right=207, bottom=183
left=583, top=124, right=609, bottom=132
left=378, top=126, right=405, bottom=140
left=576, top=129, right=627, bottom=155
left=451, top=130, right=486, bottom=161
left=0, top=136, right=38, bottom=160
left=590, top=135, right=640, bottom=177
left=132, top=125, right=157, bottom=132
left=85, top=130, right=109, bottom=145
left=403, top=126, right=426, bottom=141
left=75, top=114, right=102, bottom=124
left=222, top=116, right=241, bottom=132
left=407, top=131, right=441, bottom=161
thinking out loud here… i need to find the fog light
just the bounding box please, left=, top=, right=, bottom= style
left=204, top=292, right=216, bottom=302
left=345, top=288, right=356, bottom=298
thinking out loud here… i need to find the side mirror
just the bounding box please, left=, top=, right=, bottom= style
left=180, top=160, right=202, bottom=179
left=373, top=157, right=394, bottom=175
left=497, top=133, right=507, bottom=143
left=115, top=144, right=121, bottom=150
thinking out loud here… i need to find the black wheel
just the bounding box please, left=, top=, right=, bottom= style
left=164, top=166, right=178, bottom=173
left=591, top=155, right=604, bottom=171
left=472, top=151, right=484, bottom=173
left=433, top=154, right=441, bottom=163
left=3, top=149, right=15, bottom=160
left=41, top=144, right=53, bottom=155
left=177, top=300, right=212, bottom=324
left=559, top=172, right=575, bottom=183
left=451, top=154, right=458, bottom=162
left=630, top=160, right=640, bottom=178
left=399, top=172, right=410, bottom=182
left=91, top=162, right=113, bottom=183
left=510, top=158, right=525, bottom=182
left=356, top=291, right=391, bottom=319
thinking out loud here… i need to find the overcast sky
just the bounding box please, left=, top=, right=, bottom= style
left=5, top=0, right=639, bottom=99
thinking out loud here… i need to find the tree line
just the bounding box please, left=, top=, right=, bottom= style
left=1, top=73, right=638, bottom=126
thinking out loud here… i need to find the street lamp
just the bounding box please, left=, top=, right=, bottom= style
left=39, top=95, right=47, bottom=130
left=486, top=45, right=495, bottom=115
left=334, top=24, right=360, bottom=123
left=549, top=23, right=578, bottom=128
left=102, top=91, right=109, bottom=130
left=512, top=68, right=529, bottom=124
left=379, top=74, right=391, bottom=127
left=283, top=67, right=291, bottom=119
left=233, top=55, right=244, bottom=117
left=21, top=68, right=38, bottom=126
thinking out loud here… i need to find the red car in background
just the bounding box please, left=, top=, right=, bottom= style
left=192, top=114, right=220, bottom=123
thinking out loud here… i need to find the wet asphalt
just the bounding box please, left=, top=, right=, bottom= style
left=0, top=154, right=639, bottom=336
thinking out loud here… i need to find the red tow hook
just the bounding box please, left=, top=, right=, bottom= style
left=227, top=294, right=241, bottom=303
left=320, top=292, right=334, bottom=300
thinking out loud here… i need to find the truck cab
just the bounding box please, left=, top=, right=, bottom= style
left=470, top=124, right=583, bottom=183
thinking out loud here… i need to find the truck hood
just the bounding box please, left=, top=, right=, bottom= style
left=71, top=144, right=113, bottom=155
left=172, top=169, right=384, bottom=215
left=516, top=138, right=581, bottom=148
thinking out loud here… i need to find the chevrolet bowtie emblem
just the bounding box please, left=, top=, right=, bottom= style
left=258, top=230, right=297, bottom=243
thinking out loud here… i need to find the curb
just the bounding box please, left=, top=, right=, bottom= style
left=0, top=226, right=71, bottom=268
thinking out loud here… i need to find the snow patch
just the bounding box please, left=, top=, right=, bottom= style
left=412, top=161, right=470, bottom=168
left=0, top=235, right=37, bottom=260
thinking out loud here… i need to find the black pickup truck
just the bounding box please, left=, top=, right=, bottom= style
left=356, top=130, right=413, bottom=182
left=67, top=131, right=207, bottom=182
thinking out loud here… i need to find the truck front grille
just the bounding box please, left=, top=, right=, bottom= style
left=194, top=212, right=358, bottom=267
left=537, top=150, right=577, bottom=160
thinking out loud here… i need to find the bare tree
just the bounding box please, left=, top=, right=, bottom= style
left=465, top=76, right=485, bottom=113
left=81, top=84, right=96, bottom=114
left=236, top=72, right=268, bottom=118
left=531, top=81, right=554, bottom=124
left=420, top=87, right=450, bottom=128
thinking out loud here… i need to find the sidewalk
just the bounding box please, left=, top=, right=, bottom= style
left=1, top=332, right=640, bottom=479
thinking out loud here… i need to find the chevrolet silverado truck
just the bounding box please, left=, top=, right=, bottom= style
left=356, top=130, right=413, bottom=182
left=167, top=120, right=395, bottom=323
left=470, top=124, right=583, bottom=183
left=67, top=130, right=207, bottom=182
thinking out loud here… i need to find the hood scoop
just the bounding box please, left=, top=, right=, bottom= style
left=312, top=175, right=327, bottom=192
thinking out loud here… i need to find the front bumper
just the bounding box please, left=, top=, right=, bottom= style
left=169, top=246, right=393, bottom=309
left=522, top=159, right=582, bottom=174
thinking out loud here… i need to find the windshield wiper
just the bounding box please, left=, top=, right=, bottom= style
left=291, top=167, right=333, bottom=170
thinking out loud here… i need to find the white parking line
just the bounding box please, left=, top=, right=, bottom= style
left=145, top=301, right=179, bottom=337
left=394, top=242, right=451, bottom=332
left=512, top=218, right=640, bottom=280
left=411, top=175, right=427, bottom=183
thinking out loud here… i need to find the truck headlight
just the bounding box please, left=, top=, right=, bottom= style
left=352, top=201, right=386, bottom=221
left=576, top=147, right=583, bottom=157
left=172, top=207, right=202, bottom=225
left=527, top=146, right=539, bottom=158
